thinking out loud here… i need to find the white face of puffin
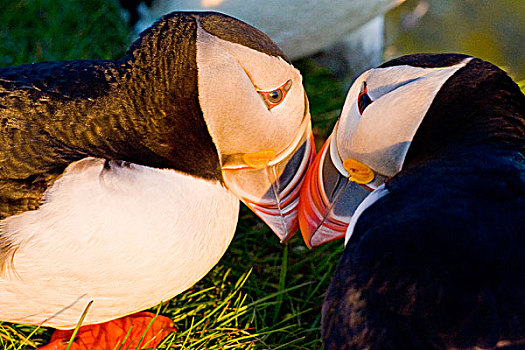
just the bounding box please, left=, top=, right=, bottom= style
left=196, top=25, right=313, bottom=242
left=298, top=58, right=472, bottom=248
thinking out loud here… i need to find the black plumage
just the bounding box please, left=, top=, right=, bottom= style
left=0, top=11, right=288, bottom=219
left=322, top=56, right=525, bottom=349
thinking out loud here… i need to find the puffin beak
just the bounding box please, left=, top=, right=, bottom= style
left=222, top=117, right=315, bottom=242
left=298, top=134, right=372, bottom=248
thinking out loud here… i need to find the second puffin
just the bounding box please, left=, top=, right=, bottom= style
left=299, top=53, right=525, bottom=349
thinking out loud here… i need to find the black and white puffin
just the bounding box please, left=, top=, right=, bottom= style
left=0, top=11, right=313, bottom=349
left=118, top=0, right=405, bottom=74
left=298, top=54, right=525, bottom=349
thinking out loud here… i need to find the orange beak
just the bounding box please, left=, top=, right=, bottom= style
left=298, top=135, right=371, bottom=248
left=243, top=134, right=315, bottom=242
left=223, top=121, right=315, bottom=242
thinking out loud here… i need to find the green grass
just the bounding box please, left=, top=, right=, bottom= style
left=0, top=0, right=130, bottom=64
left=0, top=0, right=346, bottom=348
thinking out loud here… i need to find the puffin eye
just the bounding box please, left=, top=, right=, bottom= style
left=357, top=81, right=373, bottom=114
left=268, top=89, right=283, bottom=103
left=258, top=79, right=292, bottom=110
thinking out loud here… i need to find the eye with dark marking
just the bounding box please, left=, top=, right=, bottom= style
left=357, top=81, right=373, bottom=115
left=258, top=79, right=292, bottom=109
left=268, top=89, right=283, bottom=104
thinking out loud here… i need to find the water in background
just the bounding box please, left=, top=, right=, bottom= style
left=386, top=0, right=525, bottom=81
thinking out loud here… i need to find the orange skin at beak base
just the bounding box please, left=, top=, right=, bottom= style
left=230, top=134, right=317, bottom=243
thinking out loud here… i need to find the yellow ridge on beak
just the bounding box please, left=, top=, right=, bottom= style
left=222, top=117, right=315, bottom=243
left=343, top=158, right=375, bottom=184
left=243, top=150, right=278, bottom=169
left=298, top=136, right=373, bottom=248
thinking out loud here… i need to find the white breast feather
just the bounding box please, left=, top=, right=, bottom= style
left=0, top=157, right=239, bottom=328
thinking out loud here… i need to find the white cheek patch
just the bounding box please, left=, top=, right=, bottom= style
left=195, top=25, right=305, bottom=159
left=196, top=28, right=268, bottom=156
left=336, top=58, right=472, bottom=177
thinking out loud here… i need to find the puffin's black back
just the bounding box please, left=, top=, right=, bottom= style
left=322, top=55, right=525, bottom=349
left=0, top=12, right=288, bottom=219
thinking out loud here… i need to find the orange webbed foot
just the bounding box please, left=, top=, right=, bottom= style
left=37, top=312, right=175, bottom=350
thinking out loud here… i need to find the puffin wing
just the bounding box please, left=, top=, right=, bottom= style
left=0, top=60, right=122, bottom=219
left=322, top=150, right=525, bottom=349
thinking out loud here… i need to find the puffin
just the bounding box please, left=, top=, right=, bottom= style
left=298, top=53, right=525, bottom=349
left=0, top=11, right=313, bottom=349
left=118, top=0, right=405, bottom=74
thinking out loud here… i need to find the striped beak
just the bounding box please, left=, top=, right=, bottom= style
left=298, top=134, right=372, bottom=248
left=223, top=118, right=315, bottom=242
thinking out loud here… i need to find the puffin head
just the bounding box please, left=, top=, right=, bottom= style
left=194, top=13, right=313, bottom=242
left=297, top=53, right=508, bottom=248
left=130, top=12, right=314, bottom=241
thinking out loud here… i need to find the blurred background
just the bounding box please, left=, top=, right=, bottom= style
left=386, top=0, right=524, bottom=81
left=1, top=0, right=523, bottom=79
left=0, top=1, right=523, bottom=349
